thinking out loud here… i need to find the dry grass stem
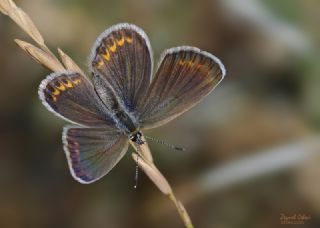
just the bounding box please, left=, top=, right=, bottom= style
left=15, top=39, right=65, bottom=72
left=169, top=193, right=194, bottom=228
left=132, top=151, right=194, bottom=228
left=57, top=48, right=85, bottom=75
left=0, top=0, right=59, bottom=61
left=0, top=0, right=44, bottom=46
left=0, top=0, right=10, bottom=14
left=132, top=153, right=171, bottom=194
left=131, top=133, right=194, bottom=227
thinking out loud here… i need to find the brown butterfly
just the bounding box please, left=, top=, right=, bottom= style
left=38, top=23, right=226, bottom=183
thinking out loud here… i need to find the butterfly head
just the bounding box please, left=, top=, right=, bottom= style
left=129, top=131, right=144, bottom=145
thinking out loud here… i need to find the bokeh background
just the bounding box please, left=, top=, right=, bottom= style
left=1, top=0, right=320, bottom=227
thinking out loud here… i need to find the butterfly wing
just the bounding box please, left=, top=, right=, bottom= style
left=39, top=72, right=116, bottom=127
left=139, top=46, right=226, bottom=129
left=63, top=125, right=129, bottom=184
left=89, top=23, right=153, bottom=116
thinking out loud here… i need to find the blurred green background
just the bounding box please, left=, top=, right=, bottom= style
left=1, top=0, right=320, bottom=227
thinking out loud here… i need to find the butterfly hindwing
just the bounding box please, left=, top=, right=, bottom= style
left=89, top=23, right=153, bottom=115
left=39, top=72, right=115, bottom=127
left=139, top=46, right=226, bottom=129
left=63, top=126, right=129, bottom=184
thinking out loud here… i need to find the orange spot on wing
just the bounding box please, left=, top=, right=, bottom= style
left=178, top=60, right=195, bottom=67
left=109, top=42, right=117, bottom=52
left=57, top=84, right=66, bottom=91
left=102, top=50, right=110, bottom=61
left=73, top=79, right=81, bottom=85
left=96, top=60, right=104, bottom=69
left=52, top=88, right=60, bottom=96
left=188, top=61, right=193, bottom=66
left=63, top=80, right=73, bottom=88
left=125, top=37, right=133, bottom=43
left=52, top=95, right=57, bottom=102
left=179, top=60, right=185, bottom=65
left=116, top=37, right=125, bottom=46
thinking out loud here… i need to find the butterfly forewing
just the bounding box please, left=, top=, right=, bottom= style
left=39, top=72, right=116, bottom=127
left=63, top=126, right=129, bottom=184
left=139, top=46, right=225, bottom=129
left=90, top=23, right=153, bottom=116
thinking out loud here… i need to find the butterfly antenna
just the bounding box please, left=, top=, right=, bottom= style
left=133, top=150, right=140, bottom=189
left=144, top=135, right=186, bottom=151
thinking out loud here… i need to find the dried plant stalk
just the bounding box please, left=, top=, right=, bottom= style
left=0, top=0, right=59, bottom=60
left=0, top=0, right=43, bottom=46
left=57, top=48, right=85, bottom=75
left=0, top=0, right=194, bottom=227
left=15, top=39, right=65, bottom=72
left=0, top=0, right=10, bottom=14
left=132, top=153, right=172, bottom=194
left=169, top=193, right=194, bottom=228
left=132, top=152, right=194, bottom=227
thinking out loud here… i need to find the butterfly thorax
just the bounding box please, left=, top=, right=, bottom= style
left=114, top=108, right=138, bottom=134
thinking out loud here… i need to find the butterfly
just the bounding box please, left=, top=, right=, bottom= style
left=38, top=23, right=226, bottom=184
